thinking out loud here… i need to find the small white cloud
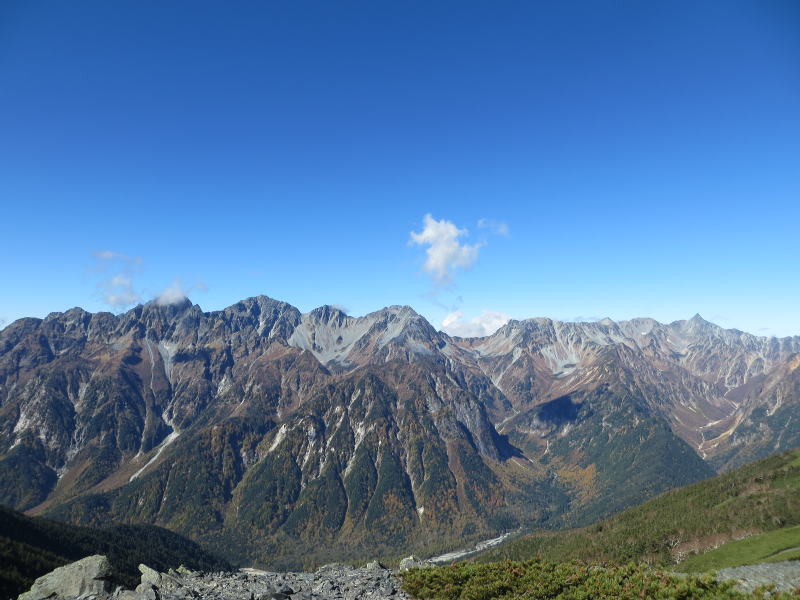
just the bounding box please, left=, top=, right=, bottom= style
left=441, top=310, right=511, bottom=338
left=156, top=280, right=186, bottom=306
left=477, top=218, right=509, bottom=236
left=410, top=214, right=482, bottom=285
left=331, top=303, right=350, bottom=314
left=155, top=278, right=206, bottom=306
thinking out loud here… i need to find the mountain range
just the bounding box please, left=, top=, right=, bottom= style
left=1, top=296, right=799, bottom=567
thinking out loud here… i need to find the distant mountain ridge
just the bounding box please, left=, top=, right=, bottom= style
left=1, top=296, right=799, bottom=566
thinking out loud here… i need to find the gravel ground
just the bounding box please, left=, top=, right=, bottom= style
left=129, top=562, right=412, bottom=600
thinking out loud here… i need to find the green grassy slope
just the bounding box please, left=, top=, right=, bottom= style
left=677, top=525, right=800, bottom=572
left=480, top=447, right=800, bottom=568
left=0, top=505, right=231, bottom=600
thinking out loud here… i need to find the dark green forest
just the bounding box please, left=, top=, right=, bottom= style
left=0, top=505, right=231, bottom=600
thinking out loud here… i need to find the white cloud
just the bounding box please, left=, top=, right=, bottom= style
left=92, top=251, right=142, bottom=308
left=477, top=218, right=509, bottom=236
left=156, top=280, right=187, bottom=306
left=409, top=214, right=482, bottom=285
left=155, top=278, right=207, bottom=306
left=105, top=275, right=140, bottom=306
left=90, top=251, right=206, bottom=310
left=441, top=310, right=511, bottom=338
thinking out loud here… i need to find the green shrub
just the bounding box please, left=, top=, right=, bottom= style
left=401, top=559, right=800, bottom=600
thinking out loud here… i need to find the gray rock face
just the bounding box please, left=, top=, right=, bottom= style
left=18, top=555, right=112, bottom=600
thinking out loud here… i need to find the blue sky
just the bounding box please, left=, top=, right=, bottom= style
left=1, top=1, right=799, bottom=336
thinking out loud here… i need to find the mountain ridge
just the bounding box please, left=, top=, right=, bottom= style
left=2, top=295, right=799, bottom=567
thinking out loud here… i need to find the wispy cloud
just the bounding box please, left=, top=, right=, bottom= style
left=105, top=274, right=140, bottom=306
left=570, top=315, right=604, bottom=323
left=91, top=250, right=142, bottom=309
left=156, top=278, right=207, bottom=306
left=90, top=250, right=207, bottom=310
left=409, top=214, right=482, bottom=285
left=477, top=218, right=509, bottom=236
left=91, top=249, right=142, bottom=263
left=441, top=310, right=511, bottom=337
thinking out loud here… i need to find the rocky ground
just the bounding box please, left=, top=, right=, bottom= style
left=17, top=555, right=420, bottom=600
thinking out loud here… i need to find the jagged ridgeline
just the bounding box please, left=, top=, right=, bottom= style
left=0, top=504, right=231, bottom=600
left=1, top=296, right=799, bottom=566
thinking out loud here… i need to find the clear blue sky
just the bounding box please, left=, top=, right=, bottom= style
left=1, top=1, right=798, bottom=336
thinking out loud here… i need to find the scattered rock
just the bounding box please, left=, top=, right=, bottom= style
left=19, top=555, right=113, bottom=600
left=19, top=555, right=412, bottom=600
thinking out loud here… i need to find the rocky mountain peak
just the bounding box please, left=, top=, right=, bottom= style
left=307, top=304, right=349, bottom=326
left=286, top=303, right=440, bottom=368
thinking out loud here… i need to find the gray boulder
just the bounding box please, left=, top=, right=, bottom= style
left=398, top=556, right=431, bottom=572
left=138, top=565, right=162, bottom=587
left=18, top=555, right=113, bottom=600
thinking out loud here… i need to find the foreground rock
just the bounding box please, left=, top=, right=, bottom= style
left=18, top=557, right=411, bottom=600
left=19, top=555, right=113, bottom=600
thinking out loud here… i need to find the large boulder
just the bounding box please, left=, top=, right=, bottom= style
left=137, top=564, right=162, bottom=587
left=398, top=555, right=431, bottom=572
left=18, top=555, right=113, bottom=600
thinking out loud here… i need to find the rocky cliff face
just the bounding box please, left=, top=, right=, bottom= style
left=0, top=297, right=796, bottom=566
